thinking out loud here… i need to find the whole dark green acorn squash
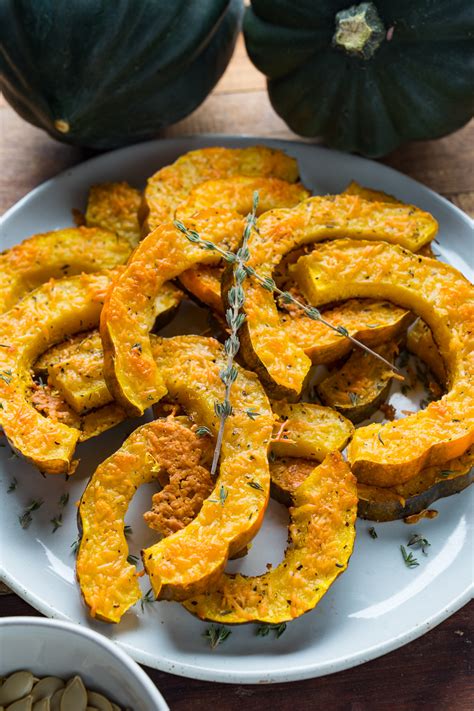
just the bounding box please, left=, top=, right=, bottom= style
left=0, top=0, right=242, bottom=149
left=243, top=0, right=474, bottom=157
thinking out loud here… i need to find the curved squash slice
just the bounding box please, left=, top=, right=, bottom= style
left=343, top=181, right=399, bottom=204
left=0, top=227, right=131, bottom=314
left=141, top=145, right=300, bottom=232
left=100, top=212, right=245, bottom=415
left=234, top=194, right=437, bottom=397
left=270, top=401, right=354, bottom=459
left=85, top=182, right=142, bottom=246
left=77, top=336, right=273, bottom=617
left=269, top=457, right=316, bottom=506
left=294, top=239, right=474, bottom=485
left=317, top=342, right=399, bottom=423
left=182, top=452, right=357, bottom=624
left=177, top=176, right=310, bottom=311
left=358, top=446, right=474, bottom=521
left=0, top=273, right=113, bottom=474
left=407, top=318, right=446, bottom=385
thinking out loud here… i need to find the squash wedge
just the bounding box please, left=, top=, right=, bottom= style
left=141, top=145, right=300, bottom=232
left=342, top=181, right=399, bottom=204
left=0, top=273, right=113, bottom=474
left=270, top=401, right=354, bottom=459
left=0, top=227, right=131, bottom=314
left=177, top=176, right=310, bottom=311
left=269, top=457, right=316, bottom=507
left=182, top=452, right=357, bottom=624
left=231, top=193, right=437, bottom=397
left=100, top=212, right=245, bottom=415
left=77, top=336, right=273, bottom=617
left=357, top=447, right=474, bottom=521
left=317, top=342, right=399, bottom=423
left=294, top=239, right=474, bottom=485
left=407, top=318, right=446, bottom=385
left=85, top=182, right=142, bottom=246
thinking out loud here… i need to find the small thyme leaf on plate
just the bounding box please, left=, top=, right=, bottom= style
left=245, top=408, right=261, bottom=420
left=400, top=545, right=419, bottom=568
left=368, top=527, right=378, bottom=539
left=196, top=425, right=212, bottom=438
left=124, top=524, right=133, bottom=538
left=140, top=588, right=156, bottom=612
left=7, top=477, right=17, bottom=493
left=50, top=514, right=63, bottom=533
left=70, top=536, right=80, bottom=555
left=127, top=553, right=140, bottom=566
left=248, top=481, right=264, bottom=491
left=219, top=484, right=228, bottom=506
left=256, top=622, right=287, bottom=638
left=203, top=624, right=231, bottom=649
left=59, top=492, right=69, bottom=508
left=19, top=499, right=44, bottom=529
left=407, top=533, right=431, bottom=555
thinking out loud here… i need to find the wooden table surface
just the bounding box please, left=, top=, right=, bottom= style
left=1, top=34, right=473, bottom=711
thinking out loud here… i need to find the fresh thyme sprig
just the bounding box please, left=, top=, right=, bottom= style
left=203, top=624, right=232, bottom=649
left=400, top=545, right=419, bottom=568
left=174, top=209, right=402, bottom=378
left=256, top=622, right=287, bottom=638
left=19, top=499, right=44, bottom=529
left=178, top=192, right=259, bottom=478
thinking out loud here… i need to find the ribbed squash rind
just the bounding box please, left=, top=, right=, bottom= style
left=0, top=273, right=113, bottom=474
left=231, top=194, right=436, bottom=397
left=182, top=452, right=357, bottom=624
left=0, top=227, right=131, bottom=314
left=294, top=239, right=474, bottom=486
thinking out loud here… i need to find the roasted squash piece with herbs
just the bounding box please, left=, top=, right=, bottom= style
left=317, top=341, right=399, bottom=423
left=182, top=452, right=357, bottom=624
left=407, top=318, right=446, bottom=385
left=141, top=145, right=300, bottom=232
left=230, top=194, right=436, bottom=397
left=294, top=239, right=474, bottom=486
left=0, top=227, right=131, bottom=314
left=0, top=273, right=114, bottom=474
left=177, top=176, right=310, bottom=311
left=85, top=182, right=142, bottom=246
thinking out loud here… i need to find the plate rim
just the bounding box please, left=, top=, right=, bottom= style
left=1, top=134, right=473, bottom=684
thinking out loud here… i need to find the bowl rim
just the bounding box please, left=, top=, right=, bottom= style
left=0, top=616, right=169, bottom=710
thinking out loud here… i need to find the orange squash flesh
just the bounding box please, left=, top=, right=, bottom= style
left=0, top=227, right=131, bottom=314
left=177, top=176, right=310, bottom=311
left=0, top=273, right=113, bottom=474
left=235, top=194, right=437, bottom=397
left=407, top=318, right=446, bottom=385
left=85, top=182, right=142, bottom=246
left=100, top=211, right=246, bottom=415
left=141, top=145, right=300, bottom=233
left=182, top=452, right=357, bottom=624
left=294, top=239, right=474, bottom=486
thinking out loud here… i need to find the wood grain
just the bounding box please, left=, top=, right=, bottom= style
left=1, top=30, right=473, bottom=711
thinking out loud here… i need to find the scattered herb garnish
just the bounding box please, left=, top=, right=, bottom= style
left=140, top=588, right=156, bottom=612
left=7, top=477, right=17, bottom=493
left=203, top=624, right=232, bottom=649
left=245, top=408, right=261, bottom=420
left=70, top=536, right=80, bottom=555
left=400, top=545, right=419, bottom=568
left=256, top=622, right=287, bottom=638
left=248, top=481, right=264, bottom=491
left=19, top=499, right=44, bottom=529
left=195, top=425, right=212, bottom=438
left=219, top=484, right=228, bottom=506
left=368, top=527, right=378, bottom=539
left=348, top=392, right=358, bottom=406
left=439, top=470, right=454, bottom=478
left=127, top=553, right=140, bottom=566
left=124, top=524, right=133, bottom=538
left=0, top=369, right=13, bottom=385
left=50, top=514, right=63, bottom=533
left=407, top=533, right=430, bottom=555
left=131, top=342, right=142, bottom=353
left=59, top=492, right=69, bottom=508
left=378, top=432, right=385, bottom=445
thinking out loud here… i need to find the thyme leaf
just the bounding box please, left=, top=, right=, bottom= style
left=248, top=481, right=264, bottom=491
left=196, top=425, right=212, bottom=438
left=219, top=484, right=228, bottom=506
left=19, top=499, right=44, bottom=529
left=400, top=545, right=419, bottom=568
left=407, top=533, right=431, bottom=555
left=7, top=477, right=17, bottom=493
left=256, top=622, right=287, bottom=638
left=368, top=527, right=378, bottom=539
left=203, top=624, right=231, bottom=649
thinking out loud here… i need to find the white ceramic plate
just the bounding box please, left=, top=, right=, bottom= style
left=0, top=136, right=473, bottom=684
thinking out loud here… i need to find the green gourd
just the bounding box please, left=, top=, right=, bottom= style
left=0, top=0, right=243, bottom=149
left=244, top=1, right=474, bottom=156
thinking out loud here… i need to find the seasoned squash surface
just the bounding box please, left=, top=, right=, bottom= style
left=0, top=273, right=113, bottom=474
left=142, top=145, right=300, bottom=232
left=182, top=452, right=357, bottom=624
left=235, top=194, right=437, bottom=397
left=407, top=318, right=446, bottom=385
left=0, top=227, right=131, bottom=314
left=294, top=240, right=474, bottom=485
left=85, top=182, right=142, bottom=246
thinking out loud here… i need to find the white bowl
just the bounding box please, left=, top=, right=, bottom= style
left=0, top=616, right=169, bottom=710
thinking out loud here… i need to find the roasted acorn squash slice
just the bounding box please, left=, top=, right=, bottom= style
left=317, top=342, right=399, bottom=423
left=0, top=273, right=113, bottom=474
left=77, top=335, right=273, bottom=617
left=141, top=145, right=300, bottom=232
left=0, top=227, right=131, bottom=314
left=294, top=239, right=474, bottom=485
left=182, top=452, right=357, bottom=624
left=232, top=194, right=436, bottom=397
left=85, top=182, right=142, bottom=246
left=407, top=318, right=446, bottom=385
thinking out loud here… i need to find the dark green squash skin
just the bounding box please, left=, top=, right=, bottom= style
left=0, top=0, right=243, bottom=149
left=244, top=0, right=474, bottom=157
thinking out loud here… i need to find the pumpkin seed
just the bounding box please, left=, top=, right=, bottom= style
left=6, top=697, right=33, bottom=711
left=31, top=678, right=64, bottom=702
left=32, top=700, right=50, bottom=711
left=60, top=677, right=87, bottom=710
left=48, top=690, right=63, bottom=711
left=86, top=693, right=112, bottom=711
left=0, top=672, right=35, bottom=705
